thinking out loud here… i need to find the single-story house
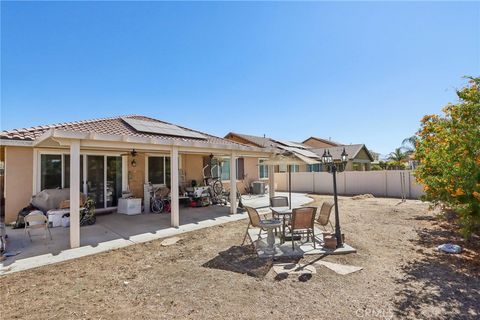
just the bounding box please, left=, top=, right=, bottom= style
left=0, top=115, right=273, bottom=248
left=225, top=133, right=374, bottom=172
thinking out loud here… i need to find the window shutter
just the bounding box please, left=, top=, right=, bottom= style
left=237, top=158, right=245, bottom=180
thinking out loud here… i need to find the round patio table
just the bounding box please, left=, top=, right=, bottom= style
left=271, top=207, right=293, bottom=244
left=258, top=219, right=282, bottom=255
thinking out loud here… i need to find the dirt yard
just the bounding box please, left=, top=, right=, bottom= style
left=1, top=195, right=479, bottom=320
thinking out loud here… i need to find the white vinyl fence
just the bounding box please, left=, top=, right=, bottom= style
left=274, top=170, right=424, bottom=199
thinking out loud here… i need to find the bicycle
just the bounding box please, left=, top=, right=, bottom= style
left=203, top=162, right=223, bottom=196
left=150, top=184, right=171, bottom=213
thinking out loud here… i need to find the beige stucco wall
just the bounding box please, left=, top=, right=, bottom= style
left=183, top=154, right=204, bottom=186
left=127, top=153, right=146, bottom=198
left=5, top=147, right=34, bottom=223
left=355, top=148, right=372, bottom=161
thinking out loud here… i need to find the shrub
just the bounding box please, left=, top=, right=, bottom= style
left=415, top=77, right=480, bottom=237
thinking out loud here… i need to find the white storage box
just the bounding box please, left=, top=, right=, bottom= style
left=47, top=209, right=70, bottom=227
left=118, top=198, right=142, bottom=215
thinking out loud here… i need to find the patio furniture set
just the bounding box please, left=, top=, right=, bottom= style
left=242, top=196, right=336, bottom=254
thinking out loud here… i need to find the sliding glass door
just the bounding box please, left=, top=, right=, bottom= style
left=87, top=155, right=105, bottom=209
left=39, top=153, right=122, bottom=209
left=106, top=156, right=122, bottom=207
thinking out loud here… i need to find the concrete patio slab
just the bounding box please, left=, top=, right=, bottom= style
left=314, top=260, right=363, bottom=275
left=272, top=263, right=316, bottom=275
left=247, top=227, right=357, bottom=258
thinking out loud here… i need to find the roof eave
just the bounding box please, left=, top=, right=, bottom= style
left=41, top=129, right=272, bottom=154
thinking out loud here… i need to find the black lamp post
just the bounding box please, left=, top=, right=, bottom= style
left=322, top=148, right=348, bottom=248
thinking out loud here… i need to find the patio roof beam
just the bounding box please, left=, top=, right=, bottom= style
left=269, top=164, right=275, bottom=199
left=170, top=146, right=180, bottom=227
left=229, top=152, right=237, bottom=214
left=69, top=140, right=81, bottom=248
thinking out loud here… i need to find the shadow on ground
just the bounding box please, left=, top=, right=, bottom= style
left=394, top=224, right=480, bottom=319
left=203, top=245, right=301, bottom=279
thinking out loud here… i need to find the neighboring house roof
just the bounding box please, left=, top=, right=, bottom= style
left=302, top=136, right=342, bottom=146
left=311, top=144, right=374, bottom=162
left=225, top=132, right=321, bottom=163
left=225, top=132, right=277, bottom=148
left=0, top=115, right=251, bottom=148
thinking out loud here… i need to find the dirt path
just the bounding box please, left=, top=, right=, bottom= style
left=1, top=196, right=478, bottom=320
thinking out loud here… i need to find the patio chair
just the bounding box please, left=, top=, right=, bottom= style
left=24, top=212, right=52, bottom=242
left=241, top=206, right=276, bottom=245
left=270, top=196, right=289, bottom=235
left=315, top=201, right=335, bottom=233
left=288, top=207, right=317, bottom=250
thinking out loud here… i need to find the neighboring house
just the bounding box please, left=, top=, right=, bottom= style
left=224, top=132, right=321, bottom=173
left=0, top=115, right=271, bottom=248
left=226, top=133, right=374, bottom=172
left=308, top=144, right=375, bottom=171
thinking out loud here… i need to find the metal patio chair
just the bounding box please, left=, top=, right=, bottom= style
left=287, top=206, right=317, bottom=250
left=241, top=206, right=275, bottom=245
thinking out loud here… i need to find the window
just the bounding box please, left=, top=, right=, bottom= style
left=40, top=154, right=84, bottom=190
left=307, top=164, right=321, bottom=172
left=41, top=155, right=62, bottom=190
left=148, top=156, right=171, bottom=185
left=291, top=165, right=300, bottom=173
left=219, top=158, right=245, bottom=181
left=259, top=159, right=269, bottom=179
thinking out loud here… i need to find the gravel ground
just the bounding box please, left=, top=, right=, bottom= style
left=1, top=195, right=478, bottom=320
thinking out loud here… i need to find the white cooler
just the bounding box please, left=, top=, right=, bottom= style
left=47, top=209, right=70, bottom=227
left=118, top=198, right=142, bottom=215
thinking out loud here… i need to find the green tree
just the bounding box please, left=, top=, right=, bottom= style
left=415, top=77, right=480, bottom=237
left=387, top=148, right=409, bottom=169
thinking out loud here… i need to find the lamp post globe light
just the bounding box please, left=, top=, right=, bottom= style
left=322, top=148, right=348, bottom=248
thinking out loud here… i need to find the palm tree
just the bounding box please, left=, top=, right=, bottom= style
left=387, top=148, right=409, bottom=169
left=401, top=135, right=418, bottom=155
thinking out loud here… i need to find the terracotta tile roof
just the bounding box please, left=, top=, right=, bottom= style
left=0, top=115, right=246, bottom=147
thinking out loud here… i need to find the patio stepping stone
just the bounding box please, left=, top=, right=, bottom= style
left=314, top=260, right=363, bottom=275
left=161, top=237, right=181, bottom=246
left=272, top=263, right=316, bottom=275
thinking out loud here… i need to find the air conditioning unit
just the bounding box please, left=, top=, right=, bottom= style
left=252, top=181, right=266, bottom=195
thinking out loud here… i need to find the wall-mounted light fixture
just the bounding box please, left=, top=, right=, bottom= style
left=130, top=149, right=138, bottom=167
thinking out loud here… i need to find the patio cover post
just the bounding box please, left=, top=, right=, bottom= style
left=268, top=164, right=275, bottom=199
left=69, top=140, right=81, bottom=248
left=229, top=152, right=237, bottom=214
left=170, top=146, right=179, bottom=227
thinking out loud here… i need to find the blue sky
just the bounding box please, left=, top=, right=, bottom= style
left=1, top=1, right=479, bottom=156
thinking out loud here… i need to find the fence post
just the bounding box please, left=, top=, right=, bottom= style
left=312, top=172, right=315, bottom=194
left=408, top=171, right=412, bottom=199
left=385, top=171, right=388, bottom=197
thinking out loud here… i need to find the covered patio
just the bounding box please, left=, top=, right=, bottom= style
left=1, top=192, right=313, bottom=274
left=17, top=116, right=275, bottom=251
